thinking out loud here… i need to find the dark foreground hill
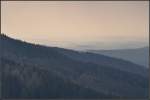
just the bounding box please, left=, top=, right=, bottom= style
left=0, top=34, right=149, bottom=98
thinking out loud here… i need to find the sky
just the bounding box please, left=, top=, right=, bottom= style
left=1, top=1, right=149, bottom=50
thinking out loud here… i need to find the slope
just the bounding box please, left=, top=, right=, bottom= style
left=0, top=34, right=148, bottom=98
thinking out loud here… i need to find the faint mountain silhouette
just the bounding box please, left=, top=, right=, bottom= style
left=88, top=47, right=149, bottom=68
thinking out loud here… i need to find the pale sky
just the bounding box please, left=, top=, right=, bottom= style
left=1, top=1, right=149, bottom=50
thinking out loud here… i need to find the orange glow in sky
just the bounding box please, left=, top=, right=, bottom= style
left=1, top=1, right=149, bottom=50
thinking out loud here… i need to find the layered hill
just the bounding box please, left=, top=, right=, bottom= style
left=0, top=34, right=148, bottom=98
left=88, top=47, right=149, bottom=68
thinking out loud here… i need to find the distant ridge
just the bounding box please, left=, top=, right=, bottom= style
left=88, top=47, right=149, bottom=68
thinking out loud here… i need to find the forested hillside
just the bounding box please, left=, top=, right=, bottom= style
left=0, top=34, right=148, bottom=98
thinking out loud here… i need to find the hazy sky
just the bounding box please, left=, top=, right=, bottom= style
left=1, top=1, right=149, bottom=50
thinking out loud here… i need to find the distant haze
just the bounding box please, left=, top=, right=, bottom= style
left=1, top=1, right=149, bottom=50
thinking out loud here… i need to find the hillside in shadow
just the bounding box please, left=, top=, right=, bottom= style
left=0, top=33, right=149, bottom=99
